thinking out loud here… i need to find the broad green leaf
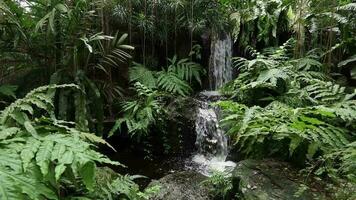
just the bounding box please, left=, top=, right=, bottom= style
left=80, top=162, right=96, bottom=190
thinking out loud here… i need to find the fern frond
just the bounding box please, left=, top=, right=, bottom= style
left=318, top=12, right=348, bottom=24
left=0, top=85, right=128, bottom=199
left=109, top=82, right=165, bottom=138
left=304, top=81, right=353, bottom=104
left=88, top=167, right=159, bottom=200
left=129, top=62, right=157, bottom=88
left=337, top=3, right=356, bottom=11
left=0, top=165, right=57, bottom=200
left=167, top=56, right=205, bottom=85
left=338, top=55, right=356, bottom=68
left=157, top=71, right=192, bottom=96
left=0, top=85, right=18, bottom=99
left=218, top=101, right=352, bottom=159
left=0, top=84, right=78, bottom=125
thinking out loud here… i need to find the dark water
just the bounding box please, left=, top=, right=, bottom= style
left=107, top=148, right=189, bottom=187
left=100, top=128, right=195, bottom=188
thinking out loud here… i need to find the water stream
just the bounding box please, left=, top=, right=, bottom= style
left=186, top=92, right=236, bottom=176
left=208, top=33, right=233, bottom=90
left=186, top=33, right=235, bottom=176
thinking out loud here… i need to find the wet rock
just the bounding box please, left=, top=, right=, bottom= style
left=197, top=91, right=225, bottom=102
left=148, top=171, right=212, bottom=200
left=231, top=159, right=326, bottom=200
left=166, top=97, right=198, bottom=155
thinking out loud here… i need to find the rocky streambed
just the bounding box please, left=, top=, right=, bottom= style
left=148, top=159, right=328, bottom=200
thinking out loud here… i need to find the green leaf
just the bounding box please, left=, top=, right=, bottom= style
left=54, top=164, right=66, bottom=181
left=80, top=162, right=96, bottom=190
left=21, top=139, right=41, bottom=171
left=55, top=4, right=68, bottom=13
left=307, top=143, right=319, bottom=160
left=129, top=63, right=157, bottom=88
left=36, top=140, right=54, bottom=176
left=119, top=44, right=135, bottom=50
left=338, top=55, right=356, bottom=68
left=24, top=121, right=39, bottom=138
left=0, top=127, right=20, bottom=140
left=289, top=136, right=302, bottom=156
left=0, top=85, right=18, bottom=98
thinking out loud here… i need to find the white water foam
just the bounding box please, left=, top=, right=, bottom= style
left=186, top=102, right=236, bottom=176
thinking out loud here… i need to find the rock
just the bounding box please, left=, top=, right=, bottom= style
left=165, top=97, right=198, bottom=155
left=197, top=91, right=225, bottom=102
left=148, top=171, right=212, bottom=200
left=231, top=159, right=325, bottom=200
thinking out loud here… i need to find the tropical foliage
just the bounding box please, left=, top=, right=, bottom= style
left=217, top=43, right=356, bottom=191
left=0, top=85, right=157, bottom=199
left=1, top=0, right=356, bottom=199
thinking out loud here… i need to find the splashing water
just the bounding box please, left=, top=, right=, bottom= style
left=186, top=99, right=236, bottom=176
left=195, top=106, right=227, bottom=157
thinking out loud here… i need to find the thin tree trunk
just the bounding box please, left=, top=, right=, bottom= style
left=143, top=0, right=147, bottom=65
left=191, top=0, right=193, bottom=50
left=129, top=0, right=132, bottom=44
left=165, top=11, right=168, bottom=65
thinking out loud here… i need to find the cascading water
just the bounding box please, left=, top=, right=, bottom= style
left=186, top=92, right=236, bottom=176
left=195, top=103, right=227, bottom=157
left=185, top=32, right=235, bottom=176
left=208, top=32, right=233, bottom=90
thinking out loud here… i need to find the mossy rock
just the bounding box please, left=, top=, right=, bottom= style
left=231, top=159, right=326, bottom=200
left=148, top=171, right=212, bottom=200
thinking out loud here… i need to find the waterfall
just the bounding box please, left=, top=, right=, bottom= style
left=208, top=33, right=233, bottom=90
left=195, top=103, right=227, bottom=158
left=185, top=92, right=236, bottom=176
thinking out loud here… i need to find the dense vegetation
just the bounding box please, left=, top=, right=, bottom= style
left=0, top=0, right=355, bottom=199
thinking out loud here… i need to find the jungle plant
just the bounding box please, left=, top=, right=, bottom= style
left=217, top=43, right=356, bottom=186
left=50, top=31, right=133, bottom=134
left=129, top=55, right=205, bottom=96
left=109, top=82, right=166, bottom=138
left=201, top=171, right=233, bottom=200
left=0, top=84, right=155, bottom=199
left=0, top=1, right=133, bottom=134
left=110, top=56, right=205, bottom=149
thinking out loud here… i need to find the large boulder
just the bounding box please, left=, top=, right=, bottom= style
left=148, top=171, right=212, bottom=200
left=231, top=159, right=325, bottom=200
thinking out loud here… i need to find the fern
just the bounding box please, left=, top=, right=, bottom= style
left=167, top=55, right=205, bottom=85
left=0, top=162, right=57, bottom=200
left=337, top=3, right=356, bottom=11
left=0, top=85, right=143, bottom=199
left=129, top=62, right=157, bottom=88
left=0, top=84, right=78, bottom=125
left=217, top=100, right=352, bottom=159
left=157, top=71, right=192, bottom=96
left=330, top=141, right=356, bottom=181
left=129, top=55, right=204, bottom=96
left=220, top=45, right=356, bottom=183
left=303, top=81, right=355, bottom=104
left=226, top=45, right=351, bottom=107
left=0, top=85, right=18, bottom=99
left=109, top=82, right=166, bottom=138
left=129, top=56, right=204, bottom=96
left=338, top=54, right=356, bottom=68
left=87, top=167, right=160, bottom=200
